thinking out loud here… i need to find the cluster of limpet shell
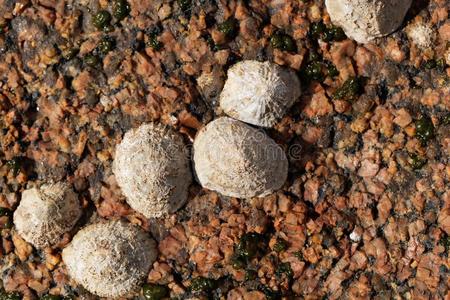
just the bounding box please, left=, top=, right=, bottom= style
left=112, top=60, right=298, bottom=210
left=11, top=59, right=297, bottom=297
left=11, top=2, right=415, bottom=296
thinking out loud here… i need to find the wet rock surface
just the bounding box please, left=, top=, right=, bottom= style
left=0, top=0, right=448, bottom=299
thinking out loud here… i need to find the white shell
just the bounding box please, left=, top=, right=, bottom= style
left=219, top=60, right=301, bottom=128
left=113, top=123, right=192, bottom=218
left=193, top=117, right=288, bottom=198
left=62, top=220, right=157, bottom=298
left=325, top=0, right=412, bottom=44
left=13, top=182, right=81, bottom=249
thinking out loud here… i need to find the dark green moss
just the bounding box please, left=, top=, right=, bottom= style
left=92, top=10, right=112, bottom=30
left=102, top=24, right=114, bottom=33
left=294, top=251, right=303, bottom=260
left=142, top=283, right=168, bottom=300
left=423, top=59, right=436, bottom=69
left=245, top=269, right=258, bottom=281
left=333, top=77, right=363, bottom=101
left=0, top=217, right=12, bottom=229
left=40, top=295, right=62, bottom=300
left=270, top=33, right=296, bottom=52
left=307, top=49, right=321, bottom=62
left=269, top=34, right=284, bottom=49
left=0, top=290, right=21, bottom=300
left=0, top=207, right=11, bottom=217
left=423, top=57, right=446, bottom=71
left=304, top=61, right=324, bottom=82
left=6, top=157, right=21, bottom=176
left=63, top=48, right=79, bottom=60
left=321, top=29, right=334, bottom=42
left=0, top=207, right=12, bottom=229
left=234, top=232, right=267, bottom=261
left=178, top=0, right=191, bottom=11
left=275, top=262, right=293, bottom=279
left=84, top=54, right=100, bottom=67
left=409, top=153, right=427, bottom=170
left=231, top=232, right=268, bottom=270
left=190, top=277, right=217, bottom=292
left=443, top=113, right=450, bottom=125
left=329, top=26, right=347, bottom=42
left=436, top=58, right=446, bottom=72
left=217, top=18, right=239, bottom=40
left=326, top=61, right=339, bottom=77
left=415, top=116, right=434, bottom=144
left=259, top=285, right=282, bottom=300
left=112, top=0, right=130, bottom=21
left=98, top=37, right=115, bottom=55
left=310, top=22, right=345, bottom=42
left=204, top=33, right=226, bottom=51
left=309, top=21, right=326, bottom=38
left=323, top=26, right=346, bottom=42
left=147, top=33, right=162, bottom=50
left=230, top=254, right=246, bottom=269
left=273, top=238, right=289, bottom=252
